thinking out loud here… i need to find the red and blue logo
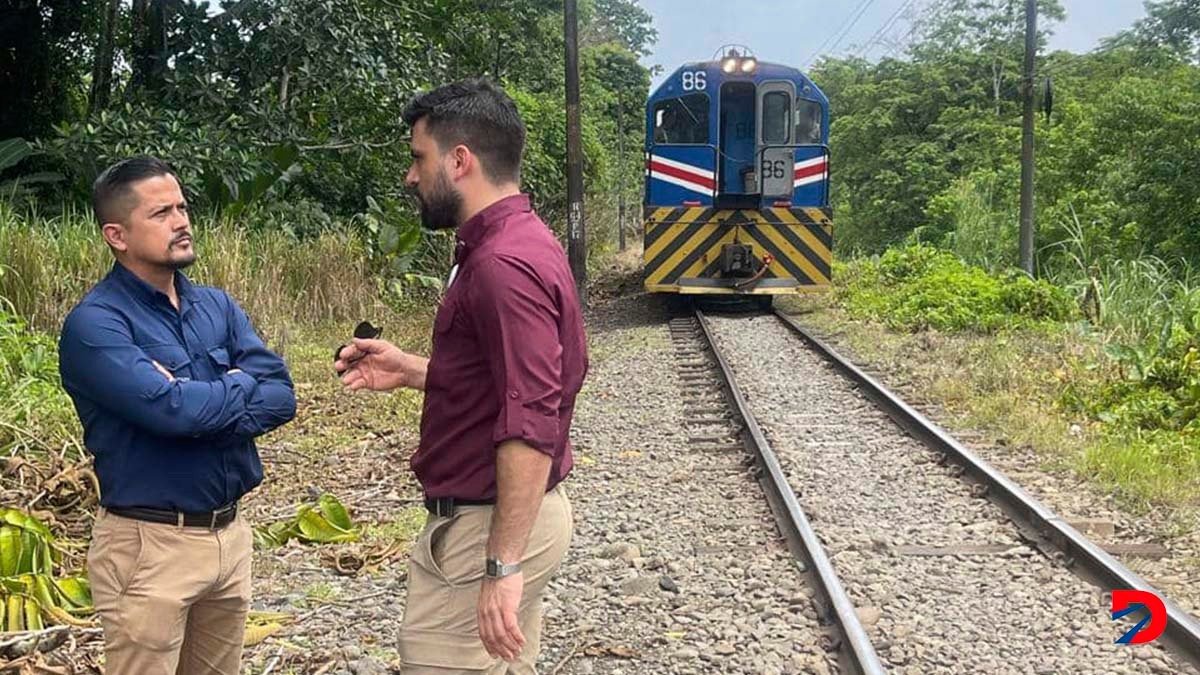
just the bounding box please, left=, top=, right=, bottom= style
left=1111, top=589, right=1167, bottom=644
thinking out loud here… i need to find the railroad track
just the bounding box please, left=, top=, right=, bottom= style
left=672, top=306, right=1200, bottom=674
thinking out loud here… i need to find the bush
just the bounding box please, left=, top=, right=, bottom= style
left=840, top=244, right=1075, bottom=332
left=0, top=306, right=81, bottom=457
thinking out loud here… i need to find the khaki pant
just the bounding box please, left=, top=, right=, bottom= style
left=400, top=485, right=573, bottom=674
left=87, top=509, right=253, bottom=675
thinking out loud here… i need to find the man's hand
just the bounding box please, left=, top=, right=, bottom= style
left=478, top=574, right=525, bottom=661
left=151, top=360, right=175, bottom=382
left=336, top=338, right=428, bottom=392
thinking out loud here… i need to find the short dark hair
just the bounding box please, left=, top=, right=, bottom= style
left=402, top=79, right=526, bottom=184
left=92, top=156, right=179, bottom=225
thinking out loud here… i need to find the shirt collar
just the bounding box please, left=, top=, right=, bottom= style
left=110, top=261, right=199, bottom=310
left=455, top=194, right=532, bottom=252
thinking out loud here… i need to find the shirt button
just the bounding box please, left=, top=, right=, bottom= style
left=509, top=391, right=519, bottom=399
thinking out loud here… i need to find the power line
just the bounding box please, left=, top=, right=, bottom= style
left=825, top=0, right=880, bottom=61
left=851, top=0, right=919, bottom=61
left=881, top=0, right=953, bottom=60
left=802, top=0, right=875, bottom=69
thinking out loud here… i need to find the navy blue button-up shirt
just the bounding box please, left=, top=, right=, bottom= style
left=59, top=262, right=296, bottom=512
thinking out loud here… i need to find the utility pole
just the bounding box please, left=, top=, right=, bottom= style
left=565, top=0, right=588, bottom=301
left=1018, top=0, right=1037, bottom=275
left=618, top=113, right=626, bottom=252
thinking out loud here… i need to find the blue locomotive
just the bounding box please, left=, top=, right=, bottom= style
left=643, top=46, right=832, bottom=305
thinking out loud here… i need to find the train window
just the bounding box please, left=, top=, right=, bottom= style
left=652, top=94, right=709, bottom=145
left=762, top=91, right=790, bottom=144
left=795, top=100, right=823, bottom=144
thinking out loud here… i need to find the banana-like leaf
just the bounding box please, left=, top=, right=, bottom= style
left=23, top=595, right=42, bottom=631
left=5, top=594, right=25, bottom=632
left=0, top=509, right=96, bottom=630
left=296, top=508, right=358, bottom=544
left=0, top=138, right=31, bottom=173
left=53, top=576, right=92, bottom=611
left=243, top=621, right=284, bottom=646
left=317, top=494, right=355, bottom=532
left=0, top=527, right=20, bottom=577
left=253, top=494, right=359, bottom=548
left=243, top=610, right=293, bottom=646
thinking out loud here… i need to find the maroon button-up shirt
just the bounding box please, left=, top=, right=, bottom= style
left=414, top=194, right=588, bottom=499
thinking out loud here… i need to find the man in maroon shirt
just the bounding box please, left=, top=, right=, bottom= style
left=335, top=79, right=587, bottom=673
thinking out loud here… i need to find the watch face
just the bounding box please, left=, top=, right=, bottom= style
left=486, top=558, right=518, bottom=577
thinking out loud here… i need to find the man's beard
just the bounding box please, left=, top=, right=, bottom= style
left=165, top=235, right=197, bottom=269
left=416, top=171, right=463, bottom=231
left=166, top=253, right=197, bottom=270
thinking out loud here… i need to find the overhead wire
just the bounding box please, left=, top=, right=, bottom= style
left=802, top=0, right=876, bottom=69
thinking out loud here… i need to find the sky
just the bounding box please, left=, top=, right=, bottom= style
left=639, top=0, right=1149, bottom=86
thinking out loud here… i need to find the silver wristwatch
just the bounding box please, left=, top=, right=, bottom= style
left=485, top=557, right=521, bottom=579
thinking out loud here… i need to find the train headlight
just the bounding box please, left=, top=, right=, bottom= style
left=741, top=58, right=758, bottom=73
left=722, top=58, right=738, bottom=73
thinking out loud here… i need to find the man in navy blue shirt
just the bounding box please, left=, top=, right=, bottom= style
left=58, top=156, right=296, bottom=674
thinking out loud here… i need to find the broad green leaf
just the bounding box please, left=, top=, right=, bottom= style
left=53, top=577, right=92, bottom=610
left=379, top=224, right=400, bottom=254
left=0, top=138, right=31, bottom=172
left=317, top=494, right=354, bottom=531
left=296, top=509, right=358, bottom=543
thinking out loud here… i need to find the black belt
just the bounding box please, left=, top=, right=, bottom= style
left=424, top=496, right=495, bottom=518
left=107, top=502, right=239, bottom=529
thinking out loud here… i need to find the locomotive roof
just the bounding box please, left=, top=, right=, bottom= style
left=649, top=60, right=829, bottom=106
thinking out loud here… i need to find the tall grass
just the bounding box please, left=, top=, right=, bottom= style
left=939, top=174, right=1018, bottom=273
left=0, top=202, right=386, bottom=338
left=1046, top=207, right=1200, bottom=344
left=0, top=202, right=403, bottom=461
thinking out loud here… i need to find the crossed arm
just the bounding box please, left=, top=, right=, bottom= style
left=59, top=298, right=296, bottom=440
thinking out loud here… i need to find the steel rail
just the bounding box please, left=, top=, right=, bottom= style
left=773, top=308, right=1200, bottom=670
left=694, top=309, right=886, bottom=675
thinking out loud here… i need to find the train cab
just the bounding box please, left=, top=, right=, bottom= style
left=643, top=47, right=834, bottom=301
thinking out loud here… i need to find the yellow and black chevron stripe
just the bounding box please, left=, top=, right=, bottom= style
left=643, top=206, right=833, bottom=294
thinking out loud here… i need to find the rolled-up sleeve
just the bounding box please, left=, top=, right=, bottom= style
left=467, top=256, right=563, bottom=454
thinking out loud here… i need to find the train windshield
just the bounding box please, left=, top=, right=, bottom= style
left=762, top=91, right=791, bottom=144
left=653, top=93, right=710, bottom=145
left=795, top=99, right=823, bottom=145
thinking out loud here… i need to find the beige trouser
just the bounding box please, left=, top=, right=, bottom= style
left=400, top=485, right=573, bottom=674
left=87, top=508, right=253, bottom=675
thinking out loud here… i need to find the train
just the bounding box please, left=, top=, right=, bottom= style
left=643, top=46, right=833, bottom=307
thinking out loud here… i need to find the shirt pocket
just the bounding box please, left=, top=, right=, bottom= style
left=142, top=344, right=193, bottom=380
left=207, top=346, right=232, bottom=371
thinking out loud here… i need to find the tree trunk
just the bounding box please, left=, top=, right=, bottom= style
left=279, top=65, right=290, bottom=109
left=89, top=0, right=120, bottom=115
left=129, top=0, right=169, bottom=95
left=0, top=1, right=52, bottom=139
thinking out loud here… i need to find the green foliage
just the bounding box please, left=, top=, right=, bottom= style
left=254, top=494, right=361, bottom=549
left=839, top=244, right=1074, bottom=332
left=814, top=0, right=1200, bottom=271
left=1106, top=0, right=1200, bottom=63
left=0, top=508, right=94, bottom=630
left=39, top=105, right=294, bottom=210
left=2, top=0, right=654, bottom=273
left=1062, top=300, right=1200, bottom=434
left=927, top=172, right=1017, bottom=272
left=0, top=302, right=82, bottom=459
